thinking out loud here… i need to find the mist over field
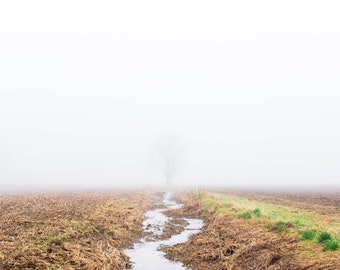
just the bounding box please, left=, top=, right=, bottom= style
left=1, top=1, right=340, bottom=190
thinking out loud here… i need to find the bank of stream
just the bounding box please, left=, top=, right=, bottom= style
left=125, top=193, right=203, bottom=270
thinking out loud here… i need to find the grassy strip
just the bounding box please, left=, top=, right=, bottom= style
left=187, top=190, right=340, bottom=253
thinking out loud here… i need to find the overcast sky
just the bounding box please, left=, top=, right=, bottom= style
left=1, top=1, right=340, bottom=189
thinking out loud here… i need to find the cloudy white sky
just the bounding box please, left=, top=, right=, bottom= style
left=0, top=1, right=339, bottom=189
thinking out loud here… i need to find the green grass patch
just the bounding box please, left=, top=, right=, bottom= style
left=253, top=208, right=261, bottom=217
left=317, top=231, right=332, bottom=243
left=239, top=211, right=252, bottom=219
left=324, top=239, right=339, bottom=251
left=205, top=192, right=328, bottom=231
left=291, top=219, right=306, bottom=226
left=300, top=229, right=317, bottom=240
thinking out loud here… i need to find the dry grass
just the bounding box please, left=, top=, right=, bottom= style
left=0, top=190, right=160, bottom=270
left=163, top=190, right=340, bottom=270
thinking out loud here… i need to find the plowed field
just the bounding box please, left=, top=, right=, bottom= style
left=0, top=190, right=160, bottom=270
left=1, top=188, right=339, bottom=270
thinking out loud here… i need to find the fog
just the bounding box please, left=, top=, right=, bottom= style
left=1, top=1, right=340, bottom=190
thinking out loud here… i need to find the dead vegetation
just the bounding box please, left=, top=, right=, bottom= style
left=163, top=191, right=340, bottom=270
left=156, top=218, right=188, bottom=240
left=2, top=188, right=338, bottom=269
left=0, top=190, right=160, bottom=270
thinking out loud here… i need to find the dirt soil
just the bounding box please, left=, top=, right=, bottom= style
left=163, top=198, right=340, bottom=270
left=0, top=189, right=160, bottom=270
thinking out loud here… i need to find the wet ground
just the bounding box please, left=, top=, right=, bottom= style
left=125, top=193, right=203, bottom=270
left=1, top=189, right=338, bottom=270
left=163, top=191, right=340, bottom=270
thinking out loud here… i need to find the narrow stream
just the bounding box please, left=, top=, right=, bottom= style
left=125, top=193, right=203, bottom=270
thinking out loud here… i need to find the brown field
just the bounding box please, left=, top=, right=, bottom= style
left=0, top=190, right=160, bottom=270
left=164, top=188, right=340, bottom=270
left=1, top=188, right=339, bottom=270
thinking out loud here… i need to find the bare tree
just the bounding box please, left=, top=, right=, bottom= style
left=151, top=133, right=184, bottom=186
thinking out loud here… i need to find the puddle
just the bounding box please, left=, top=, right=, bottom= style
left=125, top=193, right=203, bottom=270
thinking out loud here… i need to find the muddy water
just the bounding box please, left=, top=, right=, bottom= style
left=125, top=193, right=203, bottom=270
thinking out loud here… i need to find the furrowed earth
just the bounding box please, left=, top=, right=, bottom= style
left=0, top=188, right=339, bottom=270
left=0, top=189, right=161, bottom=270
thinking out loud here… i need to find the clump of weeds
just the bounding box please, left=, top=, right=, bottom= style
left=300, top=229, right=317, bottom=240
left=272, top=221, right=292, bottom=232
left=317, top=231, right=332, bottom=243
left=252, top=208, right=261, bottom=217
left=238, top=211, right=252, bottom=219
left=324, top=239, right=339, bottom=251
